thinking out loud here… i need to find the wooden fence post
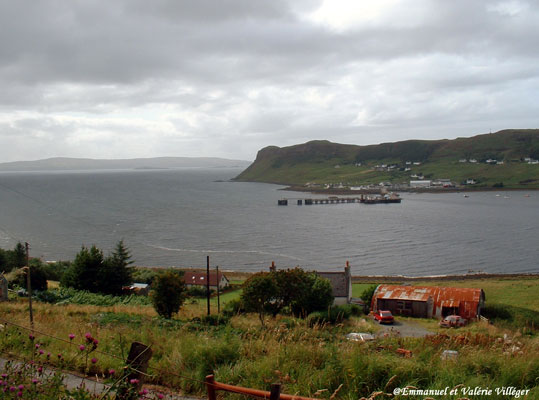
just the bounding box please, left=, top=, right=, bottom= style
left=206, top=374, right=217, bottom=400
left=270, top=383, right=281, bottom=400
left=117, top=342, right=152, bottom=399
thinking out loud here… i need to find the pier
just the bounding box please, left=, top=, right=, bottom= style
left=277, top=195, right=401, bottom=206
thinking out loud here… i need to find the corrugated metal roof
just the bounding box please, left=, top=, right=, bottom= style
left=373, top=285, right=483, bottom=303
left=372, top=284, right=485, bottom=319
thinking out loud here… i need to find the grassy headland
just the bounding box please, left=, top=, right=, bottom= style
left=235, top=129, right=539, bottom=189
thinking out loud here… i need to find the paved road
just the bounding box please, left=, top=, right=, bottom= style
left=0, top=358, right=200, bottom=399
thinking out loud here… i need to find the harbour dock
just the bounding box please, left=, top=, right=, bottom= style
left=278, top=194, right=401, bottom=206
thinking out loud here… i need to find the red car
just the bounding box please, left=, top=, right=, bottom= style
left=439, top=315, right=467, bottom=328
left=373, top=310, right=394, bottom=324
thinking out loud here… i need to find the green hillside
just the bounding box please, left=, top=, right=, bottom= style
left=235, top=129, right=539, bottom=188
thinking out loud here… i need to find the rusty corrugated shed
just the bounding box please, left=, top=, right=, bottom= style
left=371, top=285, right=485, bottom=319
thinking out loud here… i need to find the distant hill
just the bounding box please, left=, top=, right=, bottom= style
left=0, top=157, right=251, bottom=172
left=235, top=129, right=539, bottom=188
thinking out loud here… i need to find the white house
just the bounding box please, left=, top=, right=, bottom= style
left=410, top=180, right=431, bottom=188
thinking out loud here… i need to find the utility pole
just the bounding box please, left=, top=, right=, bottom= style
left=25, top=242, right=33, bottom=329
left=206, top=256, right=210, bottom=316
left=216, top=265, right=220, bottom=314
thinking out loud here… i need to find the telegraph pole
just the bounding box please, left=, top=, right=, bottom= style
left=206, top=256, right=210, bottom=316
left=25, top=242, right=34, bottom=329
left=216, top=265, right=221, bottom=314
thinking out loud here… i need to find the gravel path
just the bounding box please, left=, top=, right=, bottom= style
left=375, top=319, right=433, bottom=338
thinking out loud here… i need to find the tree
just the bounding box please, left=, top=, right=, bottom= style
left=290, top=273, right=333, bottom=317
left=151, top=271, right=186, bottom=319
left=241, top=268, right=335, bottom=325
left=61, top=245, right=104, bottom=292
left=13, top=259, right=48, bottom=292
left=1, top=242, right=27, bottom=273
left=99, top=241, right=134, bottom=295
left=61, top=242, right=134, bottom=294
left=241, top=272, right=279, bottom=326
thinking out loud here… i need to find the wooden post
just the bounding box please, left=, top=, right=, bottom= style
left=216, top=265, right=220, bottom=314
left=25, top=242, right=33, bottom=329
left=270, top=383, right=281, bottom=400
left=117, top=342, right=153, bottom=399
left=206, top=256, right=211, bottom=316
left=206, top=374, right=217, bottom=400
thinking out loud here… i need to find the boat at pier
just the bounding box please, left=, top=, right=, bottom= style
left=361, top=193, right=402, bottom=204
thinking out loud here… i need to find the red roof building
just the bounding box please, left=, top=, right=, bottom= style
left=371, top=285, right=485, bottom=319
left=182, top=271, right=229, bottom=290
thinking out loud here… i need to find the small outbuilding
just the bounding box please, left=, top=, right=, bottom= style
left=371, top=285, right=485, bottom=319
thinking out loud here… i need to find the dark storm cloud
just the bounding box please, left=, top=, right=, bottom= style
left=0, top=0, right=538, bottom=161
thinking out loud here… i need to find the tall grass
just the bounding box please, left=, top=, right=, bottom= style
left=1, top=293, right=538, bottom=399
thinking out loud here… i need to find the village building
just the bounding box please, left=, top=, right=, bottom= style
left=410, top=180, right=431, bottom=188
left=123, top=282, right=150, bottom=296
left=182, top=271, right=230, bottom=290
left=371, top=285, right=485, bottom=319
left=317, top=262, right=352, bottom=305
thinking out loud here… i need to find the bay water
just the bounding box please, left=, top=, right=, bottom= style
left=0, top=168, right=537, bottom=276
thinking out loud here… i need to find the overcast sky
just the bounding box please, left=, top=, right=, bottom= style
left=1, top=0, right=538, bottom=162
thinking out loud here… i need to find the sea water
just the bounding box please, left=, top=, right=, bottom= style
left=0, top=168, right=537, bottom=276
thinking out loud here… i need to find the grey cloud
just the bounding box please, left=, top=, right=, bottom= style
left=0, top=0, right=538, bottom=162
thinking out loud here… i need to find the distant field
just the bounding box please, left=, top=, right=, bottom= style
left=353, top=277, right=539, bottom=311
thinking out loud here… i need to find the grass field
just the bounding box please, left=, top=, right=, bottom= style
left=0, top=277, right=537, bottom=399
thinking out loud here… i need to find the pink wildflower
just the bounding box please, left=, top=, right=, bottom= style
left=129, top=378, right=139, bottom=385
left=79, top=345, right=85, bottom=351
left=91, top=358, right=97, bottom=364
left=28, top=334, right=34, bottom=340
left=108, top=369, right=115, bottom=376
left=157, top=394, right=164, bottom=400
left=38, top=350, right=44, bottom=355
left=68, top=334, right=75, bottom=340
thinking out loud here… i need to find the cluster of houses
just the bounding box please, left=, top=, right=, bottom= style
left=460, top=157, right=538, bottom=165
left=269, top=261, right=485, bottom=320
left=121, top=261, right=485, bottom=321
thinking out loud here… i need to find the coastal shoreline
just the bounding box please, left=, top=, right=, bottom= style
left=279, top=185, right=539, bottom=195
left=134, top=266, right=538, bottom=282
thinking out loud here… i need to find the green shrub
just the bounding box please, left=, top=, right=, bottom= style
left=152, top=271, right=186, bottom=319
left=187, top=285, right=213, bottom=298
left=222, top=298, right=245, bottom=317
left=34, top=287, right=151, bottom=306
left=307, top=305, right=352, bottom=326
left=199, top=314, right=230, bottom=326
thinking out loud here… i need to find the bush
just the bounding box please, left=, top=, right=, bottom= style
left=307, top=305, right=352, bottom=326
left=152, top=271, right=186, bottom=319
left=222, top=298, right=245, bottom=317
left=187, top=286, right=213, bottom=298
left=199, top=314, right=230, bottom=326
left=360, top=284, right=378, bottom=305
left=34, top=287, right=151, bottom=306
